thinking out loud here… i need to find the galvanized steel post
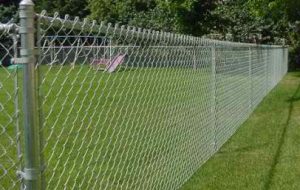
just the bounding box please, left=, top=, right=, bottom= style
left=19, top=0, right=41, bottom=189
left=211, top=45, right=217, bottom=151
left=249, top=47, right=252, bottom=111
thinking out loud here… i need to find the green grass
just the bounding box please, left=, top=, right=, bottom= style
left=40, top=66, right=213, bottom=189
left=0, top=64, right=294, bottom=190
left=1, top=65, right=214, bottom=189
left=180, top=72, right=300, bottom=190
left=0, top=67, right=21, bottom=190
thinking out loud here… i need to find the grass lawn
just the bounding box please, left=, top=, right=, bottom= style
left=39, top=65, right=213, bottom=190
left=181, top=72, right=300, bottom=190
left=0, top=61, right=287, bottom=190
left=1, top=65, right=215, bottom=189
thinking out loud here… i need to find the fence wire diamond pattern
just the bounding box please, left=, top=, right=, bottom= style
left=0, top=1, right=288, bottom=189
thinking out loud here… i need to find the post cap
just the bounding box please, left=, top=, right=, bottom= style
left=20, top=0, right=34, bottom=6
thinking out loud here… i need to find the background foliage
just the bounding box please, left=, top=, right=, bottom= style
left=0, top=0, right=299, bottom=69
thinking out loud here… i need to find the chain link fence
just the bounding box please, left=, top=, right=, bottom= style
left=0, top=23, right=23, bottom=189
left=0, top=1, right=288, bottom=190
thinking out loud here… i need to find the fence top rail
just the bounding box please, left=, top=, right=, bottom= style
left=37, top=11, right=287, bottom=49
left=0, top=23, right=19, bottom=33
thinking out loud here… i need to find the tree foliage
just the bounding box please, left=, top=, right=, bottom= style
left=0, top=0, right=300, bottom=69
left=0, top=0, right=18, bottom=23
left=0, top=5, right=17, bottom=23
left=286, top=0, right=300, bottom=22
left=88, top=0, right=217, bottom=36
left=35, top=0, right=89, bottom=18
left=211, top=0, right=257, bottom=42
left=246, top=0, right=300, bottom=69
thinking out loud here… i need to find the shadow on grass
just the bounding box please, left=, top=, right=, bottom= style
left=264, top=81, right=300, bottom=190
left=218, top=143, right=269, bottom=154
left=290, top=71, right=300, bottom=78
left=115, top=66, right=139, bottom=72
left=287, top=96, right=300, bottom=102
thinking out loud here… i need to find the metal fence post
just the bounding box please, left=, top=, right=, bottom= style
left=19, top=0, right=41, bottom=189
left=11, top=31, right=24, bottom=190
left=264, top=48, right=268, bottom=96
left=249, top=47, right=252, bottom=111
left=36, top=15, right=46, bottom=190
left=211, top=45, right=217, bottom=151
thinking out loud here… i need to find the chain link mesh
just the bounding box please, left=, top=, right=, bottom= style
left=0, top=24, right=23, bottom=190
left=0, top=9, right=288, bottom=189
left=35, top=12, right=288, bottom=190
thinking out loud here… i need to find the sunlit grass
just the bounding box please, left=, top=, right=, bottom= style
left=181, top=72, right=300, bottom=190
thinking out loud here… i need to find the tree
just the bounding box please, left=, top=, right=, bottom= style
left=210, top=0, right=260, bottom=42
left=0, top=0, right=18, bottom=23
left=88, top=0, right=153, bottom=24
left=88, top=0, right=217, bottom=36
left=247, top=0, right=300, bottom=69
left=35, top=0, right=90, bottom=18
left=0, top=5, right=17, bottom=23
left=286, top=0, right=300, bottom=22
